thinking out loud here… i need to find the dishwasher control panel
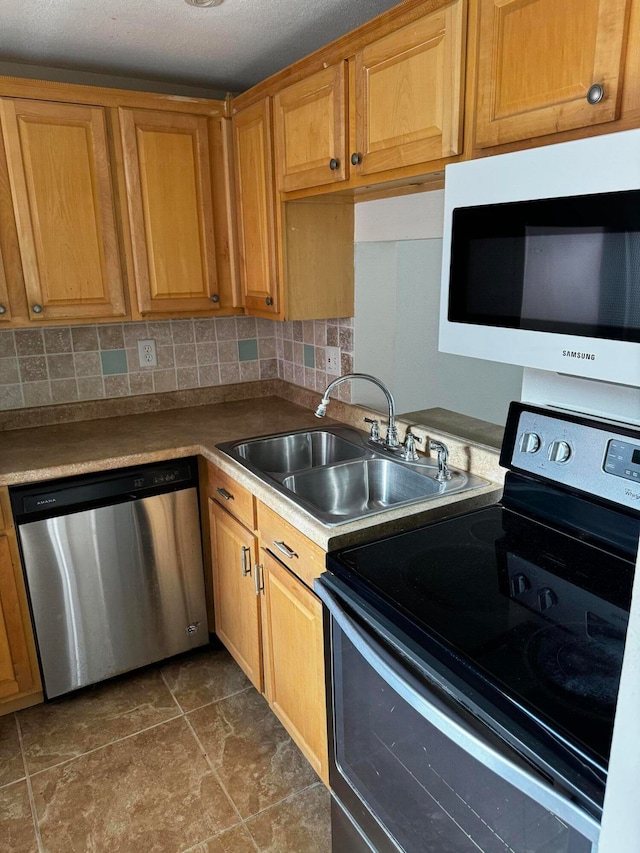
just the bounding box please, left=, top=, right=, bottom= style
left=10, top=458, right=197, bottom=520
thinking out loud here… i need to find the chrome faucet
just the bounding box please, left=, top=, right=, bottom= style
left=315, top=373, right=399, bottom=449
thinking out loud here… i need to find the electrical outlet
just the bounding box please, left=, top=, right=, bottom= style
left=326, top=346, right=340, bottom=375
left=137, top=339, right=157, bottom=368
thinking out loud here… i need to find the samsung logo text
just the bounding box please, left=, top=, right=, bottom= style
left=562, top=350, right=595, bottom=361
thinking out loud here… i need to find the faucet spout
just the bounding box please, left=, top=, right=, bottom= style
left=315, top=373, right=399, bottom=449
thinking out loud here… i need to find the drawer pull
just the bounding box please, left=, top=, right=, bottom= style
left=273, top=540, right=298, bottom=560
left=216, top=487, right=234, bottom=501
left=241, top=546, right=252, bottom=576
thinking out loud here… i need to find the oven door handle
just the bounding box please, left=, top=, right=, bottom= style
left=317, top=581, right=601, bottom=848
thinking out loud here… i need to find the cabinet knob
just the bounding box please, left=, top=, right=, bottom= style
left=265, top=296, right=273, bottom=306
left=0, top=304, right=6, bottom=315
left=329, top=158, right=340, bottom=171
left=32, top=303, right=43, bottom=314
left=351, top=152, right=362, bottom=166
left=210, top=294, right=220, bottom=303
left=586, top=83, right=604, bottom=105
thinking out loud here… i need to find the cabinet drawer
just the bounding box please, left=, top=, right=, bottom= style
left=258, top=501, right=325, bottom=588
left=208, top=465, right=255, bottom=531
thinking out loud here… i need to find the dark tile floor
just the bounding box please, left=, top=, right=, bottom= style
left=0, top=644, right=331, bottom=853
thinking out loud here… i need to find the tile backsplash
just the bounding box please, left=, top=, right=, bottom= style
left=0, top=317, right=354, bottom=411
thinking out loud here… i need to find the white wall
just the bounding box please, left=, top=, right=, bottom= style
left=522, top=369, right=640, bottom=425
left=353, top=191, right=523, bottom=424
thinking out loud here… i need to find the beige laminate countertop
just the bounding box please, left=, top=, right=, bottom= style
left=1, top=395, right=504, bottom=551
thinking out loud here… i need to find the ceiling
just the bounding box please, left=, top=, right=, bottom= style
left=1, top=0, right=403, bottom=95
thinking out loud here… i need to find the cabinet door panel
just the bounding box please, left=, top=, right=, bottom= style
left=209, top=500, right=262, bottom=691
left=274, top=63, right=348, bottom=191
left=0, top=535, right=35, bottom=700
left=354, top=0, right=465, bottom=175
left=232, top=100, right=279, bottom=317
left=261, top=551, right=328, bottom=784
left=475, top=0, right=629, bottom=147
left=0, top=99, right=126, bottom=321
left=0, top=241, right=10, bottom=323
left=120, top=109, right=219, bottom=316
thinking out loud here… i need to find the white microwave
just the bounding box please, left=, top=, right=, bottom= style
left=439, top=130, right=640, bottom=388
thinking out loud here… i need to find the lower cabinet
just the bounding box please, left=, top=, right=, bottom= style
left=209, top=499, right=263, bottom=691
left=207, top=466, right=329, bottom=785
left=0, top=490, right=41, bottom=711
left=260, top=549, right=328, bottom=784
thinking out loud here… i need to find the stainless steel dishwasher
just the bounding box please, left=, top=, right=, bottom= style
left=10, top=457, right=208, bottom=699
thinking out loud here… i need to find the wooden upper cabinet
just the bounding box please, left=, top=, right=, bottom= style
left=0, top=98, right=126, bottom=322
left=353, top=0, right=466, bottom=177
left=119, top=108, right=220, bottom=317
left=474, top=0, right=630, bottom=148
left=273, top=63, right=348, bottom=192
left=232, top=99, right=279, bottom=317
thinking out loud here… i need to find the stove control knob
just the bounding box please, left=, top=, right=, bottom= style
left=511, top=573, right=531, bottom=595
left=537, top=587, right=558, bottom=611
left=520, top=432, right=541, bottom=453
left=548, top=440, right=572, bottom=463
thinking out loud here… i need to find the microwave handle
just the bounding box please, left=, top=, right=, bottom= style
left=317, top=581, right=600, bottom=849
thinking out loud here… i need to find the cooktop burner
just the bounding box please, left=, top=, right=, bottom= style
left=526, top=622, right=625, bottom=711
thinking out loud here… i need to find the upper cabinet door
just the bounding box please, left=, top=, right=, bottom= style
left=119, top=108, right=219, bottom=317
left=273, top=63, right=348, bottom=192
left=353, top=0, right=466, bottom=177
left=474, top=0, right=630, bottom=148
left=0, top=99, right=126, bottom=322
left=232, top=99, right=280, bottom=317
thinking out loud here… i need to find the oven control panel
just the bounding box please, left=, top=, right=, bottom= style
left=505, top=404, right=640, bottom=512
left=604, top=440, right=640, bottom=483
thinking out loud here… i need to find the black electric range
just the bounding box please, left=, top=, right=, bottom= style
left=324, top=402, right=640, bottom=821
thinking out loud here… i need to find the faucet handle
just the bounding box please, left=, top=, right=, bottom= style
left=401, top=431, right=422, bottom=461
left=363, top=417, right=380, bottom=442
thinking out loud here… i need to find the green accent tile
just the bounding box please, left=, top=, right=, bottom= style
left=100, top=349, right=128, bottom=375
left=238, top=338, right=258, bottom=362
left=303, top=344, right=315, bottom=368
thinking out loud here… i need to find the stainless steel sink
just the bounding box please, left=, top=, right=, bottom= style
left=283, top=458, right=443, bottom=521
left=234, top=430, right=366, bottom=474
left=216, top=425, right=488, bottom=526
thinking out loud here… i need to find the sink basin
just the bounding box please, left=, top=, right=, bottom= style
left=234, top=430, right=366, bottom=474
left=216, top=425, right=489, bottom=526
left=283, top=458, right=444, bottom=521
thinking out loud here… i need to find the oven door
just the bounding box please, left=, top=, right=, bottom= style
left=316, top=576, right=600, bottom=853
